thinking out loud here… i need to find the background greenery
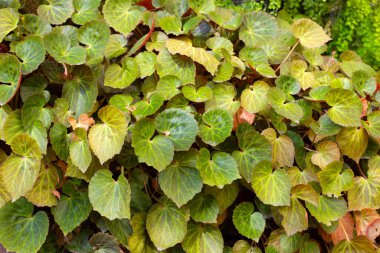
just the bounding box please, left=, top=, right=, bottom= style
left=218, top=0, right=380, bottom=69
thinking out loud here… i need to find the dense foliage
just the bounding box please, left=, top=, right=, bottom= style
left=0, top=0, right=380, bottom=253
left=283, top=0, right=380, bottom=69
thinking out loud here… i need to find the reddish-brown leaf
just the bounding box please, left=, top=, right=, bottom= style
left=355, top=209, right=380, bottom=242
left=69, top=114, right=95, bottom=131
left=233, top=107, right=255, bottom=130
left=331, top=213, right=354, bottom=245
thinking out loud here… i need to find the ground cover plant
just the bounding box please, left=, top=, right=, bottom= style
left=0, top=0, right=380, bottom=252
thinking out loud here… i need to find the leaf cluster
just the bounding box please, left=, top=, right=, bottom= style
left=0, top=0, right=380, bottom=253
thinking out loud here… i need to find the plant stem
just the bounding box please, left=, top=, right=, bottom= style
left=275, top=39, right=300, bottom=73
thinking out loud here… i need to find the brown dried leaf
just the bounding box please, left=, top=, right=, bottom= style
left=69, top=114, right=95, bottom=131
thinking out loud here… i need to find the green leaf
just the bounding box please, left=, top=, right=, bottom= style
left=239, top=11, right=278, bottom=47
left=268, top=87, right=304, bottom=123
left=146, top=197, right=189, bottom=250
left=0, top=134, right=42, bottom=201
left=310, top=114, right=342, bottom=136
left=103, top=0, right=142, bottom=35
left=336, top=127, right=368, bottom=163
left=241, top=81, right=270, bottom=113
left=352, top=70, right=376, bottom=95
left=204, top=182, right=239, bottom=212
left=155, top=108, right=198, bottom=151
left=72, top=0, right=101, bottom=25
left=156, top=10, right=182, bottom=35
left=364, top=111, right=380, bottom=138
left=291, top=18, right=331, bottom=48
left=0, top=8, right=19, bottom=42
left=251, top=160, right=291, bottom=206
left=196, top=148, right=240, bottom=188
left=3, top=109, right=48, bottom=154
left=51, top=186, right=92, bottom=235
left=159, top=151, right=203, bottom=207
left=199, top=108, right=233, bottom=146
left=15, top=36, right=46, bottom=74
left=104, top=34, right=127, bottom=59
left=50, top=123, right=70, bottom=160
left=213, top=61, right=234, bottom=83
left=232, top=130, right=272, bottom=182
left=305, top=195, right=347, bottom=225
left=90, top=233, right=121, bottom=253
left=276, top=75, right=301, bottom=95
left=188, top=0, right=215, bottom=14
left=88, top=105, right=128, bottom=164
left=311, top=141, right=340, bottom=169
left=156, top=48, right=195, bottom=85
left=232, top=240, right=261, bottom=253
left=156, top=75, right=181, bottom=101
left=104, top=57, right=139, bottom=88
left=208, top=7, right=243, bottom=30
left=347, top=167, right=380, bottom=211
left=37, top=0, right=74, bottom=25
left=63, top=66, right=97, bottom=116
left=44, top=31, right=86, bottom=65
left=20, top=14, right=52, bottom=36
left=25, top=165, right=59, bottom=207
left=0, top=54, right=21, bottom=106
left=205, top=83, right=240, bottom=116
left=332, top=236, right=375, bottom=253
left=278, top=197, right=308, bottom=236
left=135, top=51, right=157, bottom=79
left=132, top=118, right=174, bottom=171
left=239, top=47, right=268, bottom=67
left=78, top=20, right=111, bottom=65
left=166, top=37, right=220, bottom=75
left=233, top=202, right=265, bottom=242
left=132, top=93, right=164, bottom=118
left=105, top=218, right=132, bottom=247
left=89, top=169, right=131, bottom=220
left=182, top=221, right=223, bottom=253
left=21, top=94, right=51, bottom=129
left=70, top=128, right=92, bottom=173
left=263, top=129, right=295, bottom=168
left=326, top=88, right=362, bottom=127
left=129, top=212, right=158, bottom=253
left=182, top=85, right=213, bottom=102
left=318, top=161, right=354, bottom=197
left=188, top=193, right=219, bottom=223
left=0, top=198, right=48, bottom=253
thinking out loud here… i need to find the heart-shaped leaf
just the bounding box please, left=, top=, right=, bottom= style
left=291, top=18, right=331, bottom=48
left=102, top=0, right=142, bottom=35
left=132, top=118, right=174, bottom=171
left=15, top=36, right=46, bottom=74
left=89, top=169, right=131, bottom=220
left=182, top=221, right=223, bottom=253
left=0, top=134, right=42, bottom=201
left=318, top=161, right=354, bottom=197
left=233, top=202, right=265, bottom=242
left=0, top=8, right=19, bottom=42
left=251, top=160, right=291, bottom=206
left=52, top=184, right=92, bottom=235
left=239, top=11, right=278, bottom=47
left=88, top=105, right=128, bottom=164
left=326, top=88, right=362, bottom=127
left=159, top=151, right=203, bottom=207
left=232, top=130, right=272, bottom=182
left=0, top=198, right=48, bottom=253
left=37, top=0, right=74, bottom=25
left=199, top=108, right=233, bottom=146
left=146, top=197, right=189, bottom=250
left=0, top=54, right=21, bottom=106
left=196, top=148, right=241, bottom=188
left=155, top=108, right=198, bottom=151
